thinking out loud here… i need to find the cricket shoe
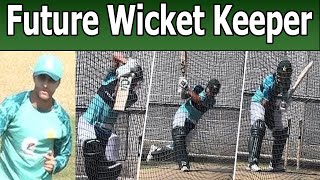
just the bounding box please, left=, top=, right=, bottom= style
left=180, top=161, right=190, bottom=172
left=267, top=162, right=285, bottom=172
left=180, top=165, right=190, bottom=172
left=247, top=163, right=261, bottom=172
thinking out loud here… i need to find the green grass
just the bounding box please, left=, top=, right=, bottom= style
left=53, top=116, right=76, bottom=180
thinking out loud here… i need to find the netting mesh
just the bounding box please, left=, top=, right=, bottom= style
left=75, top=51, right=320, bottom=180
left=236, top=51, right=320, bottom=179
left=140, top=51, right=245, bottom=180
left=76, top=51, right=154, bottom=179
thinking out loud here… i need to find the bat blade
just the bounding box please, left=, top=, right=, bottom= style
left=178, top=51, right=187, bottom=93
left=289, top=61, right=313, bottom=98
left=180, top=51, right=187, bottom=77
left=113, top=76, right=133, bottom=111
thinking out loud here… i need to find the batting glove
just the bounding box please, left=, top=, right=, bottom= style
left=116, top=58, right=138, bottom=78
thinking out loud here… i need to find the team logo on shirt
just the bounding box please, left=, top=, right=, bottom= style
left=21, top=137, right=38, bottom=157
left=47, top=128, right=56, bottom=139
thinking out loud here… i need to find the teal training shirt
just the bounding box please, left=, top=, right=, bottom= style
left=176, top=88, right=216, bottom=124
left=82, top=68, right=119, bottom=127
left=252, top=73, right=291, bottom=104
left=252, top=74, right=275, bottom=103
left=0, top=91, right=72, bottom=180
left=82, top=94, right=119, bottom=126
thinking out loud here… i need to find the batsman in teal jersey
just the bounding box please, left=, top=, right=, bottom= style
left=248, top=60, right=292, bottom=172
left=146, top=78, right=221, bottom=172
left=0, top=55, right=72, bottom=180
left=77, top=52, right=143, bottom=179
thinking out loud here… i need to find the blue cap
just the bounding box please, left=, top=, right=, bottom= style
left=33, top=55, right=63, bottom=81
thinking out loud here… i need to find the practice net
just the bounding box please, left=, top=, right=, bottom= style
left=76, top=51, right=154, bottom=179
left=139, top=51, right=245, bottom=180
left=236, top=51, right=320, bottom=180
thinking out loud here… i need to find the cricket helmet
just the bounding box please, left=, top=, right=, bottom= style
left=276, top=60, right=293, bottom=79
left=207, top=78, right=221, bottom=94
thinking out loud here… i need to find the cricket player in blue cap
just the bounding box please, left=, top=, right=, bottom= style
left=0, top=54, right=72, bottom=179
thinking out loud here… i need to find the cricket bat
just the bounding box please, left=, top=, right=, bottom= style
left=180, top=51, right=187, bottom=77
left=178, top=51, right=187, bottom=93
left=288, top=61, right=314, bottom=99
left=113, top=73, right=135, bottom=111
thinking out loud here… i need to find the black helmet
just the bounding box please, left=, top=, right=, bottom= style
left=207, top=78, right=221, bottom=94
left=276, top=60, right=292, bottom=78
